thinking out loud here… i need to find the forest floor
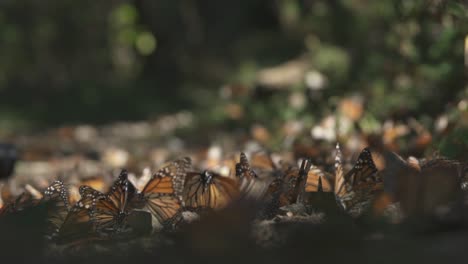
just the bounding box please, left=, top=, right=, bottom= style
left=0, top=103, right=467, bottom=264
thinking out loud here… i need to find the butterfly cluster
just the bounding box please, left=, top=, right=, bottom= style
left=2, top=145, right=464, bottom=245
left=0, top=157, right=193, bottom=244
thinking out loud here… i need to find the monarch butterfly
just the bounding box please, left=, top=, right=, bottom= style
left=304, top=165, right=333, bottom=193
left=0, top=191, right=40, bottom=216
left=278, top=158, right=313, bottom=206
left=249, top=151, right=278, bottom=178
left=91, top=170, right=137, bottom=235
left=136, top=157, right=191, bottom=227
left=282, top=149, right=336, bottom=209
left=236, top=152, right=293, bottom=219
left=335, top=146, right=381, bottom=213
left=412, top=157, right=463, bottom=217
left=258, top=159, right=316, bottom=217
left=80, top=177, right=108, bottom=193
left=56, top=185, right=104, bottom=244
left=305, top=173, right=340, bottom=209
left=182, top=170, right=239, bottom=210
left=345, top=148, right=380, bottom=185
left=419, top=157, right=462, bottom=171
left=42, top=180, right=70, bottom=236
left=334, top=143, right=346, bottom=199
left=397, top=156, right=462, bottom=217
left=235, top=152, right=277, bottom=201
left=276, top=166, right=298, bottom=207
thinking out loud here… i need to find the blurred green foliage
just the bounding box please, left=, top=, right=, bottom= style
left=0, top=0, right=466, bottom=133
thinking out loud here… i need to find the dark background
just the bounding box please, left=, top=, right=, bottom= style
left=0, top=0, right=466, bottom=129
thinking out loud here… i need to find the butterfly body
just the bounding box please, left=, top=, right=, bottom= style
left=201, top=171, right=214, bottom=191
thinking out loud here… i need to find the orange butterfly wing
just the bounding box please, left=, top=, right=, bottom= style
left=57, top=186, right=104, bottom=244
left=42, top=180, right=70, bottom=235
left=235, top=152, right=275, bottom=201
left=142, top=176, right=181, bottom=223
left=336, top=147, right=380, bottom=212
left=0, top=192, right=39, bottom=216
left=140, top=157, right=191, bottom=224
left=92, top=170, right=136, bottom=234
left=183, top=171, right=239, bottom=210
left=305, top=166, right=333, bottom=193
